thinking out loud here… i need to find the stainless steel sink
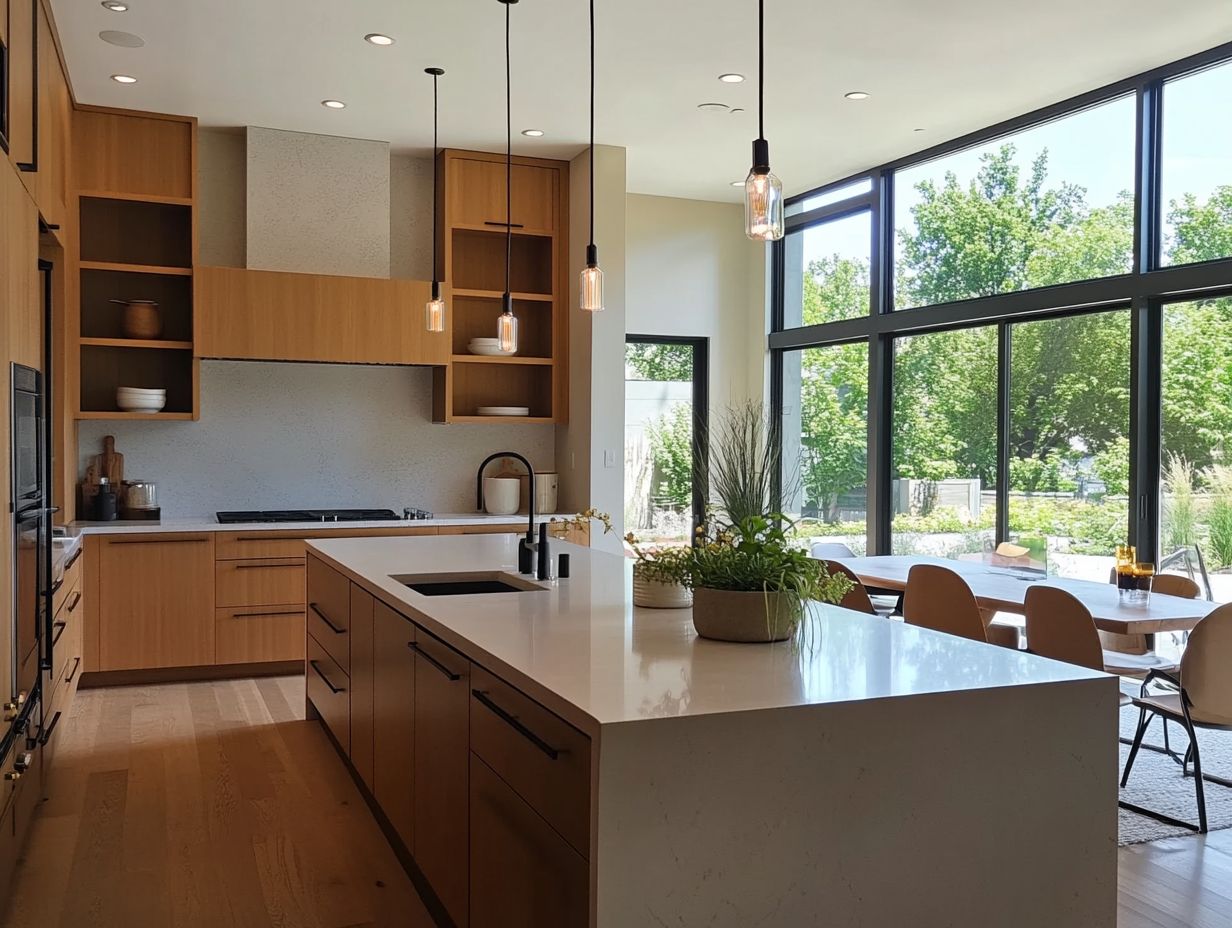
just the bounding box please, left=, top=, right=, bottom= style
left=393, top=571, right=547, bottom=596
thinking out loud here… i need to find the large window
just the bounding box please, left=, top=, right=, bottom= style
left=1161, top=59, right=1232, bottom=266
left=894, top=95, right=1136, bottom=309
left=783, top=211, right=872, bottom=328
left=1008, top=311, right=1130, bottom=579
left=771, top=44, right=1232, bottom=570
left=1160, top=297, right=1232, bottom=601
left=891, top=327, right=997, bottom=558
left=781, top=343, right=868, bottom=553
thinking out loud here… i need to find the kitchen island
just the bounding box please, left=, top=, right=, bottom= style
left=307, top=533, right=1118, bottom=928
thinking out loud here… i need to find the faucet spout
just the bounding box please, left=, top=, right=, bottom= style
left=477, top=452, right=537, bottom=570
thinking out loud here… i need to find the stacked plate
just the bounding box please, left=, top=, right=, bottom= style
left=468, top=337, right=515, bottom=357
left=477, top=406, right=531, bottom=417
left=116, top=386, right=167, bottom=413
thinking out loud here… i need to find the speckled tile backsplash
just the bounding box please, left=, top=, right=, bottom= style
left=77, top=361, right=556, bottom=519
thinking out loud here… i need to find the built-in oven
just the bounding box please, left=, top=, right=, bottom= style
left=13, top=506, right=45, bottom=701
left=11, top=365, right=41, bottom=511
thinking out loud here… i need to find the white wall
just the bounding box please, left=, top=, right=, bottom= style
left=78, top=363, right=555, bottom=519
left=625, top=194, right=767, bottom=418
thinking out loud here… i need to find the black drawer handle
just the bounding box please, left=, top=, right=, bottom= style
left=472, top=689, right=559, bottom=760
left=309, top=602, right=346, bottom=635
left=233, top=609, right=303, bottom=619
left=40, top=711, right=62, bottom=746
left=110, top=537, right=208, bottom=545
left=408, top=641, right=461, bottom=681
left=234, top=563, right=302, bottom=571
left=51, top=620, right=67, bottom=646
left=65, top=656, right=81, bottom=685
left=67, top=590, right=82, bottom=613
left=235, top=536, right=302, bottom=542
left=65, top=547, right=83, bottom=570
left=484, top=220, right=525, bottom=229
left=309, top=660, right=346, bottom=694
left=49, top=578, right=63, bottom=595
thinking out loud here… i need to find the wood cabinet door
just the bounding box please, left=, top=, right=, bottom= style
left=449, top=156, right=558, bottom=233
left=34, top=1, right=67, bottom=227
left=97, top=535, right=216, bottom=670
left=372, top=600, right=415, bottom=847
left=469, top=754, right=589, bottom=928
left=348, top=585, right=375, bottom=790
left=7, top=0, right=36, bottom=172
left=413, top=631, right=470, bottom=928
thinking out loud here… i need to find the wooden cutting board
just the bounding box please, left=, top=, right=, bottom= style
left=97, top=435, right=124, bottom=486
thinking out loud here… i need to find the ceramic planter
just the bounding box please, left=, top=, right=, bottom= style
left=633, top=571, right=693, bottom=609
left=691, top=587, right=802, bottom=643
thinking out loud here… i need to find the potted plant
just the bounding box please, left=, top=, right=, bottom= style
left=688, top=516, right=854, bottom=643
left=626, top=539, right=694, bottom=609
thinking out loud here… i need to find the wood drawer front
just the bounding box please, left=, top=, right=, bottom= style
left=307, top=555, right=350, bottom=671
left=307, top=635, right=350, bottom=754
left=217, top=607, right=305, bottom=664
left=49, top=603, right=83, bottom=705
left=53, top=549, right=83, bottom=616
left=0, top=794, right=15, bottom=905
left=216, top=532, right=307, bottom=560
left=469, top=666, right=591, bottom=857
left=216, top=558, right=306, bottom=608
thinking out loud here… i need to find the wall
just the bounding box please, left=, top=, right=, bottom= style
left=78, top=362, right=555, bottom=519
left=624, top=194, right=767, bottom=419
left=198, top=128, right=246, bottom=267
left=389, top=153, right=433, bottom=280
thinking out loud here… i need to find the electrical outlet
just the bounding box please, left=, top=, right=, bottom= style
left=604, top=449, right=617, bottom=468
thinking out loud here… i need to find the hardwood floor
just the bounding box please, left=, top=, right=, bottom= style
left=0, top=677, right=433, bottom=928
left=5, top=675, right=1232, bottom=927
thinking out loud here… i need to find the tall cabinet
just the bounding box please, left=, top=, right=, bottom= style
left=433, top=149, right=569, bottom=425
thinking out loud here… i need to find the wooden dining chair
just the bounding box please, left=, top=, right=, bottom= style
left=1152, top=573, right=1202, bottom=599
left=810, top=541, right=855, bottom=559
left=1121, top=603, right=1232, bottom=833
left=903, top=564, right=1014, bottom=645
left=820, top=559, right=876, bottom=615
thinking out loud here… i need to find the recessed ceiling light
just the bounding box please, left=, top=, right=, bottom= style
left=364, top=33, right=395, bottom=46
left=101, top=1, right=128, bottom=10
left=99, top=30, right=145, bottom=47
left=321, top=99, right=346, bottom=109
left=697, top=102, right=729, bottom=113
left=844, top=91, right=870, bottom=101
left=718, top=73, right=745, bottom=83
left=730, top=107, right=745, bottom=114
left=521, top=129, right=544, bottom=137
left=110, top=74, right=138, bottom=84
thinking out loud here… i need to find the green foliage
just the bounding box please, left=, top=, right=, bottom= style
left=1092, top=436, right=1131, bottom=497
left=1169, top=186, right=1232, bottom=265
left=1204, top=465, right=1232, bottom=569
left=710, top=402, right=796, bottom=527
left=645, top=404, right=693, bottom=509
left=1162, top=454, right=1198, bottom=551
left=625, top=342, right=693, bottom=382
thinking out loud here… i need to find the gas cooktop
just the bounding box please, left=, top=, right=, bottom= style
left=215, top=508, right=431, bottom=524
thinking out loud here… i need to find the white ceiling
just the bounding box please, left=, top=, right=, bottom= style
left=51, top=0, right=1232, bottom=203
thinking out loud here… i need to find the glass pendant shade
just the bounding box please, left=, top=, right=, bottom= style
left=425, top=295, right=446, bottom=332
left=745, top=168, right=784, bottom=241
left=497, top=307, right=519, bottom=353
left=580, top=244, right=603, bottom=313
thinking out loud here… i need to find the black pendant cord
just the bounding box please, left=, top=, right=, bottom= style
left=504, top=0, right=513, bottom=307
left=588, top=0, right=595, bottom=254
left=429, top=69, right=442, bottom=299
left=758, top=0, right=765, bottom=142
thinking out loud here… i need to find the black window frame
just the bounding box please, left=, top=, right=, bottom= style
left=770, top=40, right=1232, bottom=561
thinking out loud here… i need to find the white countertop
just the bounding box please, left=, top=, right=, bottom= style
left=67, top=512, right=571, bottom=535
left=308, top=534, right=1107, bottom=732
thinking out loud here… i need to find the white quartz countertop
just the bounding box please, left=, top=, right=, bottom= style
left=67, top=513, right=570, bottom=535
left=308, top=534, right=1108, bottom=733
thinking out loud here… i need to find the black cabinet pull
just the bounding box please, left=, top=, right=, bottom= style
left=67, top=590, right=81, bottom=614
left=64, top=547, right=83, bottom=570
left=309, top=602, right=346, bottom=635
left=309, top=660, right=345, bottom=694
left=234, top=563, right=302, bottom=571
left=233, top=609, right=302, bottom=619
left=110, top=537, right=208, bottom=545
left=51, top=620, right=67, bottom=646
left=484, top=220, right=525, bottom=229
left=65, top=656, right=81, bottom=684
left=40, top=711, right=62, bottom=746
left=408, top=641, right=461, bottom=681
left=471, top=689, right=559, bottom=760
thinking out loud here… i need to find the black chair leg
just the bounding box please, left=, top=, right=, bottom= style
left=1122, top=707, right=1151, bottom=788
left=1185, top=719, right=1208, bottom=833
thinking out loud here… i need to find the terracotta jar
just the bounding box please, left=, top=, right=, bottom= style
left=117, top=300, right=162, bottom=339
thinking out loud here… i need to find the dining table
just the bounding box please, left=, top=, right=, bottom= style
left=834, top=554, right=1219, bottom=637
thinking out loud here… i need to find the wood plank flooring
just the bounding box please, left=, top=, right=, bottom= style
left=4, top=675, right=1232, bottom=927
left=0, top=677, right=433, bottom=928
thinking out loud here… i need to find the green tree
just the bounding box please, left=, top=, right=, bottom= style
left=645, top=403, right=694, bottom=508
left=1169, top=186, right=1232, bottom=265
left=625, top=343, right=693, bottom=381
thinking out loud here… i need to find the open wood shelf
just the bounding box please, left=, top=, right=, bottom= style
left=76, top=190, right=195, bottom=206
left=452, top=287, right=553, bottom=303
left=80, top=337, right=194, bottom=350
left=451, top=355, right=553, bottom=366
left=80, top=260, right=193, bottom=276
left=450, top=416, right=555, bottom=425
left=76, top=411, right=197, bottom=421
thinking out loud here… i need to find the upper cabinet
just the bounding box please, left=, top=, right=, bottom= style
left=6, top=0, right=37, bottom=172
left=33, top=0, right=70, bottom=229
left=194, top=267, right=451, bottom=366
left=435, top=149, right=569, bottom=425
left=72, top=108, right=195, bottom=201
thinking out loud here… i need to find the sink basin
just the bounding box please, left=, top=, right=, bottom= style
left=394, top=571, right=546, bottom=596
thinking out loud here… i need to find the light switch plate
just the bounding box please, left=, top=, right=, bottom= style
left=604, top=449, right=617, bottom=468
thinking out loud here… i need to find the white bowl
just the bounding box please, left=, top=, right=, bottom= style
left=469, top=337, right=500, bottom=345
left=117, top=400, right=167, bottom=413
left=117, top=388, right=166, bottom=398
left=476, top=406, right=530, bottom=417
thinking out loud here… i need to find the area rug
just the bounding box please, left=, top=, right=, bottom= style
left=1118, top=700, right=1232, bottom=845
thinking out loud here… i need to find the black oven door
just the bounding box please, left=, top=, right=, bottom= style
left=11, top=364, right=41, bottom=510
left=14, top=507, right=45, bottom=701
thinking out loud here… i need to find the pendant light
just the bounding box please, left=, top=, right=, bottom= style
left=744, top=0, right=783, bottom=241
left=425, top=67, right=447, bottom=333
left=578, top=0, right=604, bottom=312
left=496, top=0, right=519, bottom=353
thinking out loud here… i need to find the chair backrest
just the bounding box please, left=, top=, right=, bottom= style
left=1152, top=573, right=1201, bottom=599
left=1023, top=585, right=1104, bottom=672
left=903, top=564, right=986, bottom=642
left=1180, top=603, right=1232, bottom=721
left=820, top=559, right=875, bottom=615
left=810, top=541, right=855, bottom=560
